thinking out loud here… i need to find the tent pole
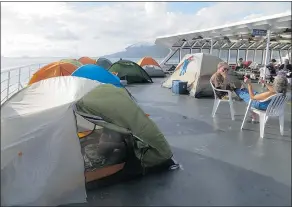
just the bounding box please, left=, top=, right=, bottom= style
left=263, top=29, right=271, bottom=81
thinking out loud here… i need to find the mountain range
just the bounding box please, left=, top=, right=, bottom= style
left=103, top=42, right=170, bottom=58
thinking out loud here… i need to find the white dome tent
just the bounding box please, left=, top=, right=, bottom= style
left=162, top=53, right=222, bottom=98
left=1, top=76, right=100, bottom=206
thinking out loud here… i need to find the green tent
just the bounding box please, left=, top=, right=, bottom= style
left=96, top=57, right=112, bottom=70
left=60, top=59, right=83, bottom=67
left=75, top=84, right=173, bottom=169
left=108, top=60, right=153, bottom=84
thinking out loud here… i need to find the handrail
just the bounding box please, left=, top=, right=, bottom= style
left=1, top=62, right=48, bottom=105
left=1, top=62, right=48, bottom=72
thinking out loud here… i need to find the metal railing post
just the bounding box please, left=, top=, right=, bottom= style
left=6, top=71, right=10, bottom=100
left=28, top=66, right=31, bottom=80
left=18, top=67, right=21, bottom=90
left=253, top=50, right=256, bottom=63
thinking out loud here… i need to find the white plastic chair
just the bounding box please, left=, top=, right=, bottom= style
left=241, top=93, right=288, bottom=138
left=210, top=79, right=235, bottom=120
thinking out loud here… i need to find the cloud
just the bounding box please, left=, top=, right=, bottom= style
left=1, top=2, right=290, bottom=57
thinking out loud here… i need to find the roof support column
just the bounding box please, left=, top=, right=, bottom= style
left=179, top=41, right=188, bottom=62
left=252, top=50, right=256, bottom=63
left=263, top=29, right=271, bottom=81
left=245, top=49, right=248, bottom=61
left=278, top=50, right=282, bottom=64
left=210, top=39, right=213, bottom=54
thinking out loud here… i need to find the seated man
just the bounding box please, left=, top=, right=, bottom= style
left=211, top=62, right=236, bottom=99
left=267, top=59, right=277, bottom=83
left=235, top=58, right=244, bottom=71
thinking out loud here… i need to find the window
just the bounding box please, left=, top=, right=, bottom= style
left=191, top=48, right=201, bottom=54
left=212, top=49, right=219, bottom=57
left=202, top=49, right=210, bottom=54
left=229, top=50, right=237, bottom=64
left=166, top=49, right=179, bottom=64
left=238, top=50, right=246, bottom=61
left=280, top=50, right=289, bottom=62
left=254, top=50, right=263, bottom=64
left=181, top=49, right=190, bottom=59
left=271, top=50, right=280, bottom=63
left=246, top=50, right=255, bottom=62
left=220, top=50, right=228, bottom=62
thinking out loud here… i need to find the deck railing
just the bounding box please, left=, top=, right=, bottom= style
left=1, top=63, right=48, bottom=105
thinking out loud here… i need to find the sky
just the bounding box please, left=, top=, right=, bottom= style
left=1, top=1, right=291, bottom=57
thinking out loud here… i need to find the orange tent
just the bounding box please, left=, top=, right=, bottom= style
left=78, top=57, right=96, bottom=65
left=137, top=57, right=161, bottom=68
left=28, top=62, right=78, bottom=85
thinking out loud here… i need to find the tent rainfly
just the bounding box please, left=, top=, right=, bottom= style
left=72, top=64, right=122, bottom=88
left=78, top=57, right=97, bottom=65
left=162, top=53, right=223, bottom=98
left=28, top=61, right=78, bottom=85
left=137, top=57, right=165, bottom=77
left=108, top=60, right=153, bottom=84
left=60, top=59, right=83, bottom=67
left=96, top=57, right=112, bottom=70
left=1, top=76, right=175, bottom=206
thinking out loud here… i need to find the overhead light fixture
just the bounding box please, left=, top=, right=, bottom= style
left=223, top=36, right=231, bottom=44
left=192, top=35, right=203, bottom=40
left=181, top=38, right=187, bottom=42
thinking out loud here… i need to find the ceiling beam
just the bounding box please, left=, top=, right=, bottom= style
left=247, top=42, right=257, bottom=49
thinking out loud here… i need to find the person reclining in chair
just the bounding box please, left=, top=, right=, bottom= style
left=234, top=73, right=288, bottom=123
left=211, top=62, right=236, bottom=100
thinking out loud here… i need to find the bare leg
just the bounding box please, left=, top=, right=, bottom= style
left=251, top=111, right=259, bottom=123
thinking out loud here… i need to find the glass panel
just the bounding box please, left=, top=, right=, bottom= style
left=166, top=49, right=179, bottom=64
left=219, top=50, right=228, bottom=62
left=254, top=50, right=263, bottom=64
left=181, top=49, right=190, bottom=59
left=271, top=50, right=281, bottom=63
left=280, top=50, right=289, bottom=62
left=246, top=50, right=255, bottom=62
left=202, top=49, right=210, bottom=54
left=191, top=48, right=201, bottom=54
left=229, top=50, right=237, bottom=64
left=212, top=49, right=219, bottom=57
left=238, top=50, right=246, bottom=61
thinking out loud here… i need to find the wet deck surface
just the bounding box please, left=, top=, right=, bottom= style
left=83, top=78, right=291, bottom=206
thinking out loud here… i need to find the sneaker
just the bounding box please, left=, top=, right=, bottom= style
left=251, top=119, right=259, bottom=124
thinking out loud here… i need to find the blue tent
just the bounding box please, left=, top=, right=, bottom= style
left=72, top=64, right=122, bottom=87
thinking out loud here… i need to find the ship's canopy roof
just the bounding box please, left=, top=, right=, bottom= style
left=155, top=12, right=291, bottom=50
